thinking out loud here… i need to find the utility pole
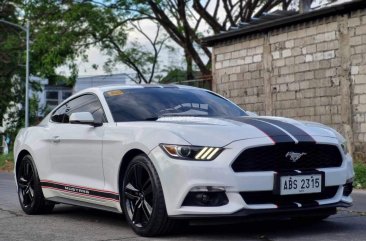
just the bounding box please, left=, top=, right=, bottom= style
left=25, top=20, right=30, bottom=128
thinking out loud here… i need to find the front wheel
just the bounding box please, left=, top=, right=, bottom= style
left=17, top=155, right=55, bottom=214
left=121, top=154, right=177, bottom=237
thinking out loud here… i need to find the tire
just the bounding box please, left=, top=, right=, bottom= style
left=17, top=154, right=55, bottom=215
left=121, top=154, right=178, bottom=237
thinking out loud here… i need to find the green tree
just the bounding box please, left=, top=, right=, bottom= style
left=102, top=21, right=172, bottom=83
left=1, top=0, right=168, bottom=140
left=21, top=0, right=294, bottom=84
left=1, top=0, right=296, bottom=131
left=4, top=82, right=41, bottom=144
left=0, top=0, right=23, bottom=124
left=24, top=0, right=127, bottom=85
left=25, top=0, right=171, bottom=84
left=106, top=0, right=294, bottom=80
left=160, top=68, right=187, bottom=84
left=23, top=0, right=294, bottom=84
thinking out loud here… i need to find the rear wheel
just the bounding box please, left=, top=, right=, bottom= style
left=17, top=155, right=55, bottom=214
left=121, top=154, right=177, bottom=237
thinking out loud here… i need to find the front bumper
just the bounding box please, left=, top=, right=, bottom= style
left=169, top=201, right=351, bottom=219
left=149, top=137, right=354, bottom=217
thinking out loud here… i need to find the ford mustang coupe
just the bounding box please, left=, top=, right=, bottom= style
left=14, top=85, right=354, bottom=236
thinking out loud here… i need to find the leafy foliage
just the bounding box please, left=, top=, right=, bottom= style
left=23, top=0, right=172, bottom=83
left=160, top=68, right=187, bottom=84
left=107, top=0, right=295, bottom=79
left=24, top=0, right=129, bottom=85
left=0, top=1, right=23, bottom=124
left=5, top=86, right=41, bottom=143
left=354, top=161, right=366, bottom=189
left=1, top=0, right=299, bottom=137
left=22, top=1, right=297, bottom=84
left=0, top=151, right=13, bottom=171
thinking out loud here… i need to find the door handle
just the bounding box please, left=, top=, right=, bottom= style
left=53, top=136, right=60, bottom=143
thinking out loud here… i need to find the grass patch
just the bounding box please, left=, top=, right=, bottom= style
left=0, top=152, right=14, bottom=172
left=354, top=160, right=366, bottom=189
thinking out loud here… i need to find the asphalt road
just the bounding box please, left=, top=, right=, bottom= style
left=1, top=172, right=366, bottom=241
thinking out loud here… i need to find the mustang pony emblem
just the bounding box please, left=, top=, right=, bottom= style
left=285, top=152, right=307, bottom=162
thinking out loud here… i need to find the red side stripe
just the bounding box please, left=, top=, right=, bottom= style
left=41, top=179, right=118, bottom=195
left=42, top=186, right=120, bottom=202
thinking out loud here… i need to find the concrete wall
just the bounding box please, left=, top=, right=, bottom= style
left=212, top=9, right=366, bottom=160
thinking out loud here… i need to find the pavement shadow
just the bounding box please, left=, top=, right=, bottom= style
left=51, top=205, right=128, bottom=227
left=49, top=204, right=358, bottom=240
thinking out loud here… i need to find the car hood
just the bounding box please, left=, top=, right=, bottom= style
left=153, top=116, right=339, bottom=147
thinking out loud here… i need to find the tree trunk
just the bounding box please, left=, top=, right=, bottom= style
left=185, top=50, right=194, bottom=80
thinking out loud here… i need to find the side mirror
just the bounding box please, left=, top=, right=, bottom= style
left=69, top=112, right=103, bottom=127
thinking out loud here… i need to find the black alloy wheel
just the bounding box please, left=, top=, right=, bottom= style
left=121, top=154, right=178, bottom=236
left=18, top=158, right=35, bottom=209
left=124, top=162, right=154, bottom=227
left=17, top=155, right=55, bottom=214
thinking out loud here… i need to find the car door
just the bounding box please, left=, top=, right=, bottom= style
left=47, top=94, right=106, bottom=190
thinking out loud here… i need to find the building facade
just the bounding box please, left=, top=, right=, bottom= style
left=203, top=0, right=366, bottom=160
left=29, top=76, right=72, bottom=116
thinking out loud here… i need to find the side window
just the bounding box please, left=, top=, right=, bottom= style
left=51, top=104, right=67, bottom=123
left=51, top=94, right=107, bottom=124
left=65, top=94, right=107, bottom=123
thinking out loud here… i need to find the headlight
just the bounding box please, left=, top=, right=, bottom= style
left=341, top=141, right=349, bottom=155
left=329, top=128, right=349, bottom=155
left=160, top=144, right=223, bottom=161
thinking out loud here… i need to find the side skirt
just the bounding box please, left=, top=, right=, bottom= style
left=47, top=196, right=122, bottom=214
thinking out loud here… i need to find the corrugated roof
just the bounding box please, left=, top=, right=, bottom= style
left=202, top=0, right=366, bottom=46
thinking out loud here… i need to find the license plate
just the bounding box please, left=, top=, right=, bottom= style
left=279, top=174, right=322, bottom=195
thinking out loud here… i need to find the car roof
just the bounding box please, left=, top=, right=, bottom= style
left=76, top=84, right=202, bottom=95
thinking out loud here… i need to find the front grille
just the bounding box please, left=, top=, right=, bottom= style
left=232, top=143, right=342, bottom=172
left=240, top=186, right=339, bottom=205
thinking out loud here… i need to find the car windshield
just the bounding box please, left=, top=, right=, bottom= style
left=104, top=87, right=247, bottom=122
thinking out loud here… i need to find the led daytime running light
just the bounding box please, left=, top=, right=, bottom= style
left=195, top=147, right=221, bottom=160
left=161, top=144, right=222, bottom=161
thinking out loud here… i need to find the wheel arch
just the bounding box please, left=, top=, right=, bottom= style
left=15, top=150, right=32, bottom=178
left=118, top=148, right=147, bottom=195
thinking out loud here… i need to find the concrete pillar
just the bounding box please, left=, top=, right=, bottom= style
left=211, top=47, right=217, bottom=92
left=263, top=33, right=273, bottom=115
left=338, top=15, right=354, bottom=154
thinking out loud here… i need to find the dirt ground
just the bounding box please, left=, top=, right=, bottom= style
left=0, top=160, right=14, bottom=172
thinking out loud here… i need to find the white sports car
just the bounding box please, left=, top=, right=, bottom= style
left=14, top=85, right=354, bottom=236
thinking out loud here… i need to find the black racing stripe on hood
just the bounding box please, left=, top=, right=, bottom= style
left=254, top=118, right=316, bottom=143
left=226, top=117, right=295, bottom=144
